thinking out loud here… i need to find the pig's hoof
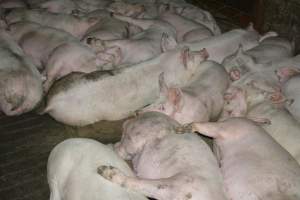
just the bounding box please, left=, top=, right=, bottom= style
left=97, top=165, right=126, bottom=185
left=98, top=165, right=116, bottom=180
left=176, top=123, right=194, bottom=134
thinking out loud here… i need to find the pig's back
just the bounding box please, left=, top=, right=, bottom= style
left=283, top=76, right=300, bottom=123
left=135, top=133, right=219, bottom=179
left=48, top=138, right=148, bottom=200
left=221, top=129, right=300, bottom=200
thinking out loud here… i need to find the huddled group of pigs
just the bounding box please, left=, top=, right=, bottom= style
left=1, top=0, right=300, bottom=199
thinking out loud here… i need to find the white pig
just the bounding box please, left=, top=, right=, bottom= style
left=47, top=138, right=148, bottom=200
left=82, top=9, right=141, bottom=42
left=142, top=60, right=229, bottom=124
left=86, top=14, right=176, bottom=66
left=5, top=8, right=98, bottom=38
left=9, top=22, right=80, bottom=70
left=166, top=24, right=276, bottom=63
left=42, top=47, right=208, bottom=126
left=43, top=42, right=114, bottom=91
left=185, top=118, right=300, bottom=200
left=0, top=0, right=27, bottom=8
left=37, top=0, right=78, bottom=14
left=171, top=3, right=221, bottom=35
left=220, top=85, right=300, bottom=163
left=98, top=112, right=228, bottom=200
left=222, top=36, right=294, bottom=79
left=158, top=4, right=214, bottom=42
left=0, top=29, right=43, bottom=115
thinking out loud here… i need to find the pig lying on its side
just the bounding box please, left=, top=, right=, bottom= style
left=98, top=112, right=228, bottom=200
left=142, top=60, right=229, bottom=124
left=0, top=0, right=27, bottom=9
left=86, top=13, right=176, bottom=66
left=158, top=4, right=213, bottom=42
left=107, top=1, right=146, bottom=18
left=220, top=85, right=300, bottom=163
left=43, top=42, right=114, bottom=91
left=82, top=9, right=138, bottom=43
left=37, top=0, right=78, bottom=14
left=48, top=138, right=148, bottom=200
left=0, top=29, right=43, bottom=115
left=167, top=24, right=276, bottom=63
left=222, top=36, right=294, bottom=80
left=9, top=21, right=79, bottom=70
left=184, top=118, right=300, bottom=200
left=42, top=47, right=208, bottom=126
left=174, top=4, right=221, bottom=35
left=5, top=8, right=98, bottom=38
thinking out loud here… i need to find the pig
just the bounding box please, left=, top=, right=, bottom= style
left=183, top=117, right=300, bottom=200
left=222, top=36, right=294, bottom=80
left=43, top=41, right=115, bottom=91
left=86, top=14, right=176, bottom=66
left=37, top=0, right=78, bottom=14
left=9, top=21, right=80, bottom=70
left=7, top=21, right=42, bottom=42
left=47, top=138, right=148, bottom=200
left=107, top=1, right=146, bottom=17
left=42, top=47, right=208, bottom=126
left=69, top=0, right=111, bottom=13
left=172, top=4, right=221, bottom=35
left=166, top=24, right=276, bottom=63
left=158, top=4, right=214, bottom=42
left=0, top=0, right=27, bottom=9
left=0, top=29, right=43, bottom=116
left=97, top=112, right=228, bottom=200
left=82, top=9, right=141, bottom=43
left=142, top=60, right=229, bottom=124
left=282, top=75, right=300, bottom=123
left=5, top=8, right=99, bottom=38
left=220, top=85, right=300, bottom=163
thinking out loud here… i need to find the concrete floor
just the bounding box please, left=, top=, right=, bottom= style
left=0, top=112, right=125, bottom=200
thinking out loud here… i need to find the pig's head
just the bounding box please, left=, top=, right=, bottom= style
left=222, top=45, right=260, bottom=81
left=0, top=71, right=43, bottom=116
left=141, top=73, right=184, bottom=118
left=219, top=86, right=248, bottom=121
left=239, top=23, right=261, bottom=50
left=114, top=112, right=180, bottom=160
left=107, top=2, right=145, bottom=18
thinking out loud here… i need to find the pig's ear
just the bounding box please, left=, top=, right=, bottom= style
left=167, top=88, right=183, bottom=112
left=158, top=72, right=169, bottom=97
left=87, top=17, right=99, bottom=25
left=276, top=66, right=300, bottom=83
left=161, top=33, right=177, bottom=52
left=259, top=31, right=278, bottom=42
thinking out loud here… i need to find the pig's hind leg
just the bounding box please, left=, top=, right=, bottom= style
left=98, top=165, right=186, bottom=200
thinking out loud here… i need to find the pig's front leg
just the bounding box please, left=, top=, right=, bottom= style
left=98, top=165, right=172, bottom=200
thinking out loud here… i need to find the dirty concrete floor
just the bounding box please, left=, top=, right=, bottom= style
left=0, top=112, right=125, bottom=200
